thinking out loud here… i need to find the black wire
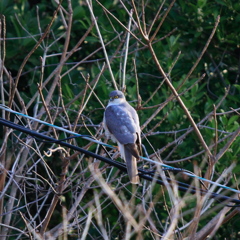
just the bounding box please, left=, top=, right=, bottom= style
left=33, top=134, right=92, bottom=143
left=1, top=117, right=240, bottom=205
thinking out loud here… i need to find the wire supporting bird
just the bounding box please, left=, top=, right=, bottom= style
left=103, top=90, right=141, bottom=184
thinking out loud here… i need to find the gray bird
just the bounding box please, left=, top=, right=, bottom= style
left=103, top=90, right=141, bottom=184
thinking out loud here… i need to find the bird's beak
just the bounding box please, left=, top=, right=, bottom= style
left=109, top=97, right=113, bottom=101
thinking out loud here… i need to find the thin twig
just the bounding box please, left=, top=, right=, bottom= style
left=131, top=0, right=148, bottom=40
left=147, top=0, right=166, bottom=36
left=25, top=20, right=95, bottom=111
left=147, top=42, right=214, bottom=160
left=8, top=2, right=62, bottom=112
left=149, top=0, right=176, bottom=42
left=213, top=105, right=218, bottom=157
left=96, top=0, right=147, bottom=46
left=86, top=0, right=117, bottom=90
left=177, top=16, right=221, bottom=91
left=122, top=9, right=133, bottom=90
left=215, top=127, right=240, bottom=162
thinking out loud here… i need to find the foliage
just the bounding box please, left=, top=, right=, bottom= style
left=0, top=0, right=239, bottom=239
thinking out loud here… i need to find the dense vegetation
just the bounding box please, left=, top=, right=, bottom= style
left=0, top=0, right=239, bottom=239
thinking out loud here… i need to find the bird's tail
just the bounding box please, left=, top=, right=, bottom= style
left=124, top=145, right=139, bottom=184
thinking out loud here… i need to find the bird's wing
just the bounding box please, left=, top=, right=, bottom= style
left=125, top=102, right=142, bottom=155
left=104, top=104, right=138, bottom=145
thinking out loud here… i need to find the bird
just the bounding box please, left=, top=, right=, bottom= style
left=103, top=90, right=141, bottom=184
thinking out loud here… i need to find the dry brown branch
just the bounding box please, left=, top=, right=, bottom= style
left=148, top=42, right=214, bottom=160
left=87, top=0, right=117, bottom=90
left=177, top=16, right=221, bottom=91
left=215, top=127, right=240, bottom=162
left=1, top=1, right=239, bottom=239
left=149, top=0, right=176, bottom=42
left=194, top=206, right=232, bottom=240
left=96, top=0, right=147, bottom=46
left=40, top=152, right=70, bottom=235
left=25, top=20, right=96, bottom=111
left=88, top=162, right=139, bottom=230
left=8, top=2, right=62, bottom=114
left=149, top=87, right=231, bottom=161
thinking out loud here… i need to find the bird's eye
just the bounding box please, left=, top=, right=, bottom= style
left=114, top=96, right=119, bottom=99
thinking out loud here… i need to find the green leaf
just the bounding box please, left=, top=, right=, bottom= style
left=85, top=36, right=100, bottom=43
left=232, top=164, right=240, bottom=174
left=228, top=115, right=239, bottom=126
left=73, top=5, right=86, bottom=19
left=197, top=0, right=207, bottom=8
left=190, top=82, right=199, bottom=96
left=64, top=83, right=74, bottom=99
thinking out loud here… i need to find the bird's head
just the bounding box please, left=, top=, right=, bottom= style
left=108, top=90, right=126, bottom=104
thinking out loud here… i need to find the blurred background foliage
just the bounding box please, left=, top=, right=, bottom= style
left=1, top=0, right=240, bottom=239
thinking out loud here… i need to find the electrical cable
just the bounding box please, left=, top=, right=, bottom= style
left=0, top=117, right=240, bottom=205
left=1, top=105, right=239, bottom=195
